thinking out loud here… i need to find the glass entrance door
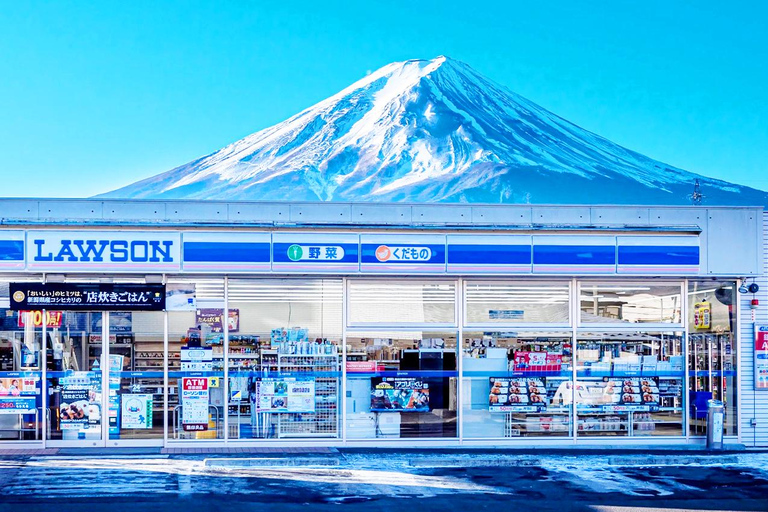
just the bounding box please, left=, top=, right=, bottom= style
left=46, top=311, right=106, bottom=447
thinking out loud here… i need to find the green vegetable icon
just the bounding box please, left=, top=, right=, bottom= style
left=287, top=244, right=303, bottom=261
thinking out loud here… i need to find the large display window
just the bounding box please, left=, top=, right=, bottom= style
left=687, top=280, right=737, bottom=437
left=0, top=286, right=45, bottom=442
left=226, top=278, right=342, bottom=440
left=167, top=278, right=225, bottom=441
left=464, top=281, right=570, bottom=326
left=345, top=331, right=457, bottom=439
left=575, top=331, right=684, bottom=437
left=580, top=283, right=683, bottom=325
left=462, top=331, right=573, bottom=438
left=347, top=280, right=456, bottom=326
left=108, top=310, right=165, bottom=441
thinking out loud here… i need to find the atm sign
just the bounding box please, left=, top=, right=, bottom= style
left=17, top=310, right=63, bottom=328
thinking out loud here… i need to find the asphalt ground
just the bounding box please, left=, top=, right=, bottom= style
left=1, top=451, right=767, bottom=512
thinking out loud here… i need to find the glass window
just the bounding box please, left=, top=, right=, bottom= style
left=345, top=331, right=457, bottom=439
left=575, top=332, right=684, bottom=437
left=109, top=310, right=165, bottom=441
left=227, top=278, right=342, bottom=440
left=580, top=283, right=682, bottom=325
left=465, top=281, right=570, bottom=325
left=687, top=280, right=737, bottom=437
left=348, top=280, right=456, bottom=326
left=462, top=331, right=572, bottom=438
left=167, top=278, right=225, bottom=441
left=0, top=280, right=44, bottom=441
left=46, top=310, right=101, bottom=442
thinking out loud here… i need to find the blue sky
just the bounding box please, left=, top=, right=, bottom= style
left=1, top=1, right=766, bottom=197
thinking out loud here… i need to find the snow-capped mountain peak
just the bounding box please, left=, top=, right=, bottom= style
left=100, top=56, right=768, bottom=205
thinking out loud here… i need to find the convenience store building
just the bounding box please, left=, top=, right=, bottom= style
left=0, top=198, right=766, bottom=449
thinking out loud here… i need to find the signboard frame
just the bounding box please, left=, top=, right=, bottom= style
left=755, top=324, right=768, bottom=391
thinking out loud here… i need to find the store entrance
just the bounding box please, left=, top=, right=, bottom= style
left=46, top=311, right=165, bottom=447
left=46, top=311, right=107, bottom=447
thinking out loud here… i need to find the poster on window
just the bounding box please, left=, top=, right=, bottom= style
left=251, top=378, right=315, bottom=413
left=0, top=377, right=38, bottom=397
left=121, top=394, right=153, bottom=429
left=575, top=377, right=661, bottom=411
left=370, top=377, right=430, bottom=412
left=181, top=377, right=209, bottom=431
left=489, top=377, right=547, bottom=412
left=755, top=325, right=768, bottom=390
left=195, top=308, right=239, bottom=334
left=60, top=388, right=91, bottom=430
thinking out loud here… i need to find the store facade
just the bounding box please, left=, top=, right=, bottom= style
left=0, top=199, right=765, bottom=448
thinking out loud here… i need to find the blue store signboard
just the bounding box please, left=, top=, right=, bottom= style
left=360, top=234, right=446, bottom=273
left=0, top=229, right=702, bottom=276
left=272, top=233, right=359, bottom=272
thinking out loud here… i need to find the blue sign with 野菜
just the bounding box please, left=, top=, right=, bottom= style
left=272, top=233, right=359, bottom=272
left=1, top=230, right=704, bottom=276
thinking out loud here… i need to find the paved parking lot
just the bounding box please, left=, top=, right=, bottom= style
left=2, top=451, right=768, bottom=511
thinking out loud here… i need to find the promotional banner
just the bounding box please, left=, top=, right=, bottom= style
left=181, top=377, right=209, bottom=431
left=755, top=325, right=768, bottom=390
left=370, top=377, right=430, bottom=412
left=60, top=388, right=91, bottom=430
left=121, top=394, right=153, bottom=429
left=694, top=302, right=712, bottom=330
left=0, top=376, right=38, bottom=396
left=575, top=377, right=661, bottom=412
left=195, top=308, right=239, bottom=333
left=10, top=283, right=166, bottom=311
left=251, top=378, right=315, bottom=413
left=0, top=397, right=36, bottom=414
left=17, top=310, right=63, bottom=328
left=489, top=377, right=547, bottom=412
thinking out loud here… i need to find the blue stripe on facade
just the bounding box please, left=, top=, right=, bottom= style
left=618, top=245, right=699, bottom=266
left=273, top=242, right=359, bottom=263
left=533, top=245, right=616, bottom=265
left=360, top=244, right=445, bottom=264
left=0, top=241, right=23, bottom=261
left=447, top=244, right=531, bottom=264
left=183, top=242, right=270, bottom=263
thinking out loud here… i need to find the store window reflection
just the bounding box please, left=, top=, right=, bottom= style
left=465, top=281, right=570, bottom=325
left=575, top=332, right=684, bottom=437
left=167, top=278, right=225, bottom=441
left=687, top=280, right=737, bottom=437
left=347, top=280, right=456, bottom=326
left=226, top=279, right=342, bottom=440
left=462, top=332, right=572, bottom=438
left=345, top=332, right=457, bottom=439
left=580, top=283, right=682, bottom=324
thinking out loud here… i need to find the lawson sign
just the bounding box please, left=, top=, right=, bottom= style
left=27, top=231, right=181, bottom=272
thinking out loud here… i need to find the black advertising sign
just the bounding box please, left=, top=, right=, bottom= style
left=9, top=283, right=166, bottom=311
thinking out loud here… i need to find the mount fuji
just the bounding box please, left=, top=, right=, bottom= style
left=100, top=56, right=768, bottom=205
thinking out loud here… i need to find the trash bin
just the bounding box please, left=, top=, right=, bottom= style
left=706, top=399, right=725, bottom=450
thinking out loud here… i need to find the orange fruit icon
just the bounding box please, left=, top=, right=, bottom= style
left=375, top=245, right=391, bottom=262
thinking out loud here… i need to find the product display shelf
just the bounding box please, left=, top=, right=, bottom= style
left=277, top=352, right=340, bottom=438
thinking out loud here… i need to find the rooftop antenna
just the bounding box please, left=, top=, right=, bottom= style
left=690, top=179, right=704, bottom=206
